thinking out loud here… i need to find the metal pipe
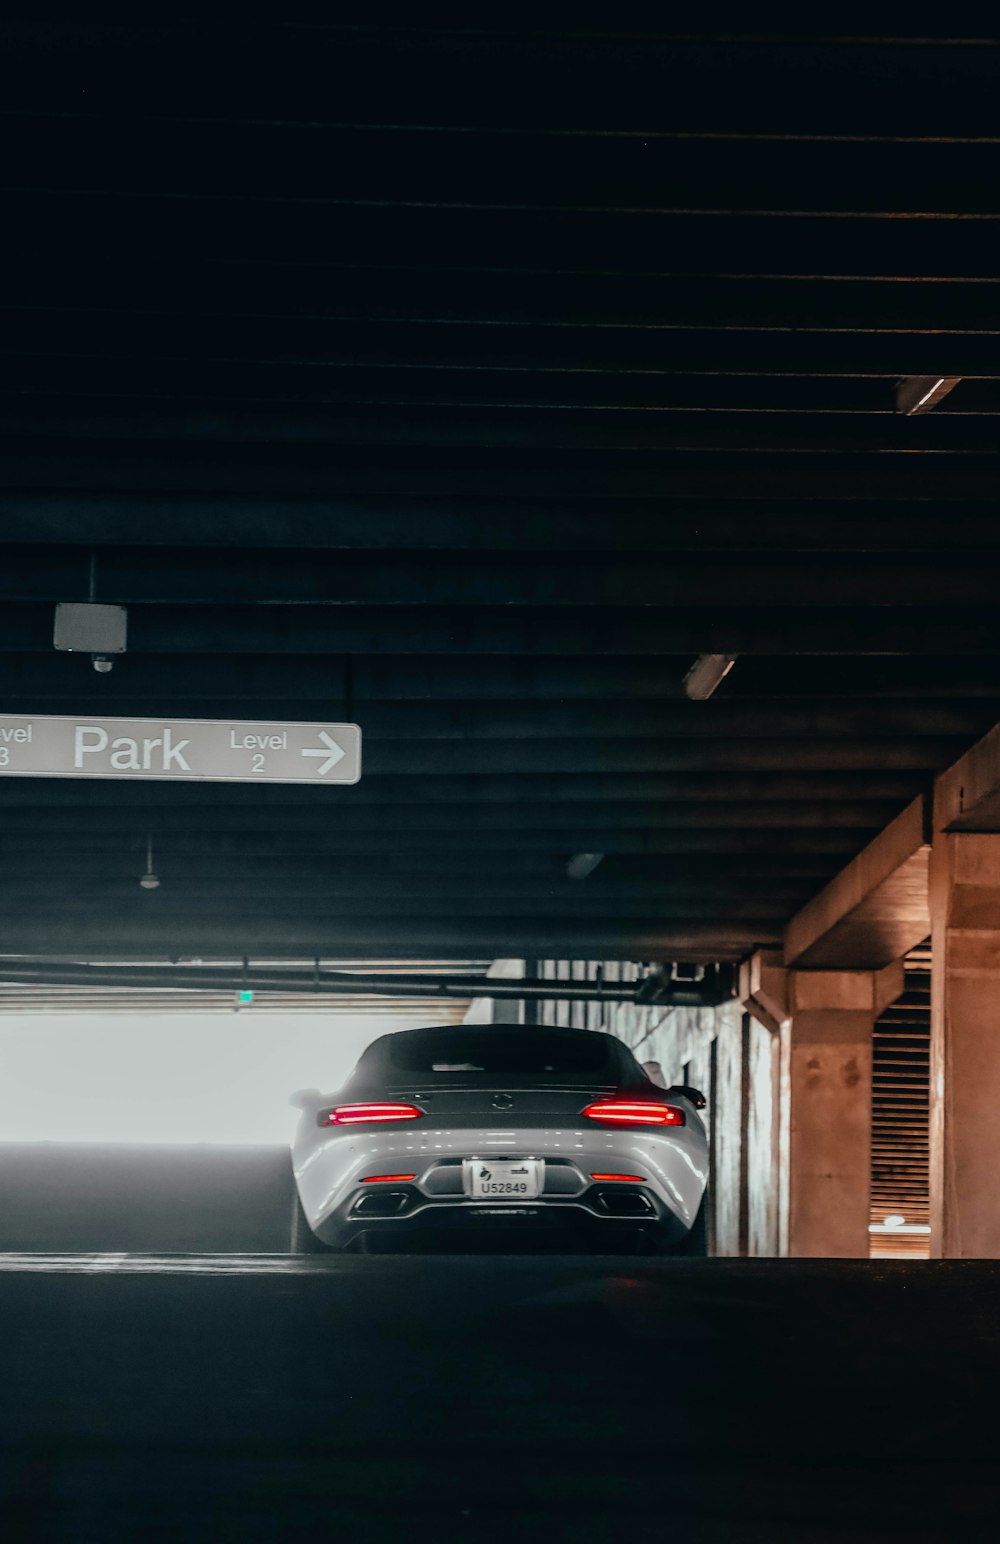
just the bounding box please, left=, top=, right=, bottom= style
left=0, top=960, right=735, bottom=1007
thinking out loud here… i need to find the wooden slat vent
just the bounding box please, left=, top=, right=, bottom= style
left=870, top=940, right=930, bottom=1259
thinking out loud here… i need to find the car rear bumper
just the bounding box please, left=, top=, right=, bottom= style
left=315, top=1179, right=692, bottom=1252
left=292, top=1123, right=708, bottom=1249
left=331, top=1206, right=686, bottom=1253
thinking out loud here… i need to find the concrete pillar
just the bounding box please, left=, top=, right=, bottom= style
left=462, top=959, right=527, bottom=1024
left=710, top=1007, right=745, bottom=1258
left=742, top=953, right=902, bottom=1257
left=744, top=1014, right=781, bottom=1257
left=929, top=832, right=1000, bottom=1257
left=786, top=968, right=898, bottom=1258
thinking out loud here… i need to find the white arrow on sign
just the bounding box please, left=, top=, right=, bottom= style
left=301, top=730, right=347, bottom=776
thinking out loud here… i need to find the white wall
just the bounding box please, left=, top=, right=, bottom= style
left=0, top=1012, right=413, bottom=1145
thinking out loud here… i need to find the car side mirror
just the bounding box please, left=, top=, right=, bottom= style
left=288, top=1087, right=322, bottom=1111
left=669, top=1084, right=707, bottom=1110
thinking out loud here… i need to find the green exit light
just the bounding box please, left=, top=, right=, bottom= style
left=237, top=989, right=254, bottom=1004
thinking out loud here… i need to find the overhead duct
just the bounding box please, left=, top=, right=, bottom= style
left=0, top=959, right=737, bottom=1008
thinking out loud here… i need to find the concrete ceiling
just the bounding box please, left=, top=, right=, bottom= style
left=2, top=21, right=999, bottom=960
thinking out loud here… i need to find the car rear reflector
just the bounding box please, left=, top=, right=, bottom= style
left=590, top=1173, right=646, bottom=1183
left=360, top=1173, right=417, bottom=1183
left=582, top=1100, right=685, bottom=1127
left=318, top=1102, right=424, bottom=1126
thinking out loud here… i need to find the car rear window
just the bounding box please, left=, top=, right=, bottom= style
left=385, top=1027, right=619, bottom=1078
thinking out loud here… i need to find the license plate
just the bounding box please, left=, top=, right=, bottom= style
left=464, top=1158, right=544, bottom=1200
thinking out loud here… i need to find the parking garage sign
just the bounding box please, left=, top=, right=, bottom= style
left=0, top=715, right=361, bottom=785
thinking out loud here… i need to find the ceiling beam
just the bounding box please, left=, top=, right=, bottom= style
left=12, top=653, right=1000, bottom=703
left=4, top=28, right=999, bottom=138
left=0, top=872, right=822, bottom=900
left=9, top=446, right=1000, bottom=502
left=9, top=261, right=1000, bottom=334
left=5, top=602, right=1000, bottom=655
left=0, top=800, right=901, bottom=833
left=8, top=191, right=1000, bottom=285
left=12, top=545, right=1000, bottom=608
left=0, top=854, right=836, bottom=884
left=0, top=496, right=997, bottom=553
left=937, top=718, right=1000, bottom=830
left=0, top=770, right=925, bottom=807
left=10, top=117, right=1000, bottom=223
left=0, top=828, right=867, bottom=856
left=0, top=915, right=777, bottom=961
left=784, top=796, right=932, bottom=970
left=0, top=896, right=792, bottom=922
left=4, top=406, right=1000, bottom=455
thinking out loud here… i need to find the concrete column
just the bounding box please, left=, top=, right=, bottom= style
left=462, top=959, right=527, bottom=1024
left=929, top=832, right=1000, bottom=1257
left=786, top=969, right=890, bottom=1257
left=710, top=1007, right=745, bottom=1258
left=744, top=1014, right=781, bottom=1257
left=742, top=953, right=902, bottom=1258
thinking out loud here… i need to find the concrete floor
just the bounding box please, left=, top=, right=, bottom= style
left=0, top=1254, right=995, bottom=1542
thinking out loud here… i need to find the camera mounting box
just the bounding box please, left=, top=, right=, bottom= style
left=53, top=603, right=128, bottom=654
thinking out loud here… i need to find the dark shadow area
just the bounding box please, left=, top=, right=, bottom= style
left=0, top=1145, right=292, bottom=1252
left=0, top=1255, right=996, bottom=1540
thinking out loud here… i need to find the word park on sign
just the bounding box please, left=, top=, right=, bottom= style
left=0, top=716, right=362, bottom=785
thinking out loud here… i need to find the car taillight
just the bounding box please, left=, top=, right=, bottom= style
left=582, top=1099, right=685, bottom=1127
left=361, top=1173, right=417, bottom=1183
left=318, top=1102, right=424, bottom=1126
left=591, top=1173, right=646, bottom=1183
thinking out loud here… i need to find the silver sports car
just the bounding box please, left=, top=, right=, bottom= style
left=289, top=1023, right=709, bottom=1254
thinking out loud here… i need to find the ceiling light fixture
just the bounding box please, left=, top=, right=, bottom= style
left=567, top=852, right=604, bottom=880
left=894, top=376, right=961, bottom=416
left=683, top=653, right=736, bottom=701
left=139, top=834, right=160, bottom=890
